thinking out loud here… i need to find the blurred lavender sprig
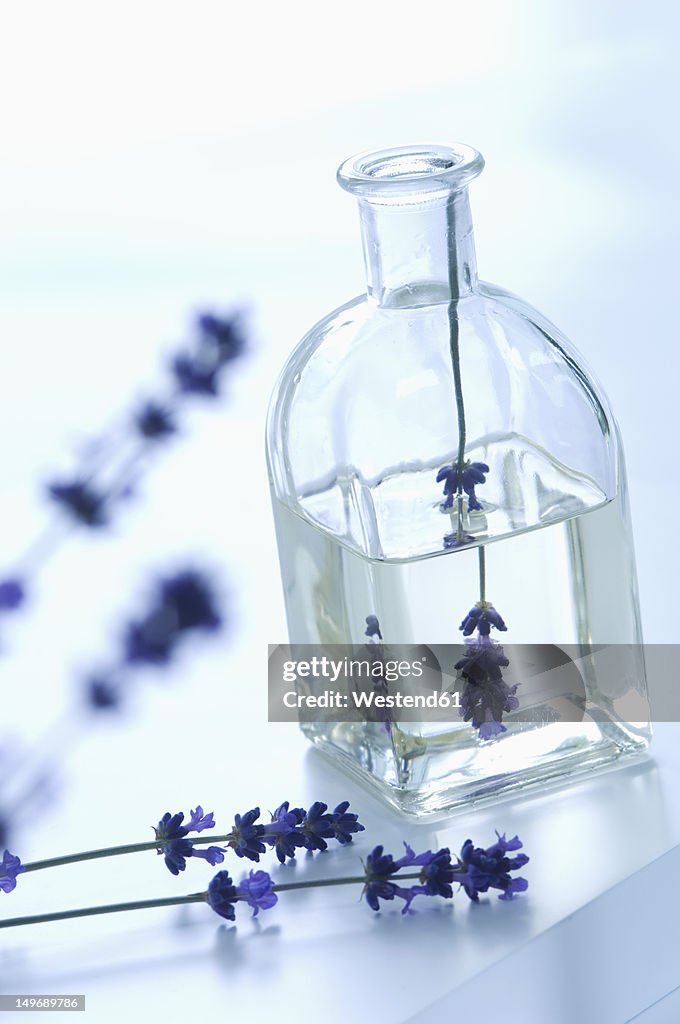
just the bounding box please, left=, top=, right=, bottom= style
left=0, top=567, right=224, bottom=848
left=85, top=568, right=223, bottom=711
left=0, top=311, right=244, bottom=623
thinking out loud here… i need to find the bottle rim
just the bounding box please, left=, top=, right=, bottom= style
left=337, top=144, right=484, bottom=200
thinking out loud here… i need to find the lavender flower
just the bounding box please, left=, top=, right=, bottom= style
left=299, top=801, right=334, bottom=853
left=0, top=850, right=25, bottom=894
left=124, top=607, right=177, bottom=664
left=198, top=313, right=245, bottom=365
left=456, top=643, right=517, bottom=740
left=189, top=846, right=226, bottom=867
left=0, top=307, right=244, bottom=678
left=160, top=572, right=222, bottom=633
left=263, top=802, right=306, bottom=864
left=437, top=461, right=490, bottom=512
left=418, top=848, right=457, bottom=899
left=443, top=531, right=475, bottom=549
left=236, top=870, right=278, bottom=917
left=86, top=675, right=120, bottom=710
left=187, top=807, right=215, bottom=832
left=456, top=832, right=529, bottom=901
left=206, top=867, right=276, bottom=922
left=172, top=355, right=220, bottom=397
left=365, top=615, right=382, bottom=640
left=361, top=615, right=393, bottom=733
left=362, top=845, right=405, bottom=912
left=227, top=808, right=268, bottom=862
left=460, top=601, right=507, bottom=637
left=262, top=800, right=365, bottom=862
left=135, top=402, right=176, bottom=440
left=47, top=480, right=108, bottom=527
left=362, top=843, right=446, bottom=914
left=0, top=579, right=25, bottom=611
left=362, top=835, right=528, bottom=913
left=329, top=801, right=365, bottom=845
left=124, top=570, right=222, bottom=665
left=206, top=870, right=240, bottom=921
left=153, top=807, right=224, bottom=875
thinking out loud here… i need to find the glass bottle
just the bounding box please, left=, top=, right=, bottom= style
left=266, top=144, right=650, bottom=817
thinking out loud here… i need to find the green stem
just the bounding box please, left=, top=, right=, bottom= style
left=0, top=871, right=438, bottom=930
left=478, top=547, right=486, bottom=603
left=446, top=197, right=467, bottom=542
left=22, top=833, right=240, bottom=874
left=0, top=893, right=206, bottom=929
left=23, top=840, right=168, bottom=873
left=273, top=870, right=422, bottom=893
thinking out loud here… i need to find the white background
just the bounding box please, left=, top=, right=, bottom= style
left=0, top=2, right=678, bottom=1021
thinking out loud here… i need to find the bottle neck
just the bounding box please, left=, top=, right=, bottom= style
left=358, top=189, right=477, bottom=308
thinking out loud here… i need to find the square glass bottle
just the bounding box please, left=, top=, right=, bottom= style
left=266, top=144, right=650, bottom=816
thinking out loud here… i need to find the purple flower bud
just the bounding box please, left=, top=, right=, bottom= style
left=207, top=870, right=239, bottom=921
left=456, top=832, right=529, bottom=902
left=0, top=850, right=25, bottom=894
left=0, top=579, right=25, bottom=611
left=47, top=480, right=108, bottom=527
left=236, top=870, right=277, bottom=917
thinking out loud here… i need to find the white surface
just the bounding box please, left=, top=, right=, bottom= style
left=1, top=2, right=679, bottom=1021
left=410, top=821, right=680, bottom=1024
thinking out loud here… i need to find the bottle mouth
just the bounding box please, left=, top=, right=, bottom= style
left=337, top=144, right=484, bottom=201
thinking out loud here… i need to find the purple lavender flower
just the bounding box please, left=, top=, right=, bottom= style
left=47, top=480, right=108, bottom=527
left=456, top=643, right=509, bottom=682
left=124, top=571, right=221, bottom=665
left=329, top=801, right=365, bottom=845
left=0, top=850, right=25, bottom=894
left=262, top=800, right=364, bottom=862
left=153, top=807, right=224, bottom=875
left=190, top=845, right=226, bottom=867
left=86, top=675, right=120, bottom=710
left=236, top=870, right=278, bottom=917
left=227, top=808, right=267, bottom=862
left=172, top=354, right=220, bottom=397
left=160, top=572, right=222, bottom=633
left=363, top=836, right=527, bottom=913
left=478, top=715, right=508, bottom=741
left=187, top=806, right=215, bottom=832
left=198, top=313, right=244, bottom=365
left=418, top=848, right=457, bottom=899
left=365, top=615, right=382, bottom=640
left=0, top=579, right=25, bottom=611
left=159, top=837, right=196, bottom=875
left=456, top=643, right=518, bottom=740
left=362, top=845, right=403, bottom=911
left=362, top=843, right=434, bottom=914
left=299, top=801, right=334, bottom=853
left=135, top=402, right=177, bottom=440
left=443, top=531, right=475, bottom=549
left=456, top=832, right=529, bottom=902
left=207, top=866, right=277, bottom=922
left=263, top=802, right=306, bottom=864
left=460, top=601, right=507, bottom=637
left=207, top=870, right=240, bottom=921
left=437, top=461, right=490, bottom=512
left=124, top=606, right=177, bottom=664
